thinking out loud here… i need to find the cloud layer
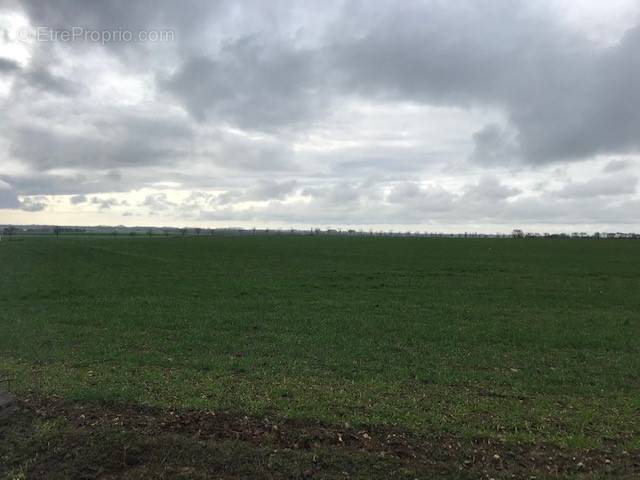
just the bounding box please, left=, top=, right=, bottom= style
left=1, top=0, right=639, bottom=230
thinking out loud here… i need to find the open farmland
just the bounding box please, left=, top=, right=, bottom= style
left=1, top=236, right=639, bottom=478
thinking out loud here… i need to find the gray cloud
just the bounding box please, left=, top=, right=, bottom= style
left=20, top=196, right=47, bottom=212
left=215, top=179, right=299, bottom=205
left=153, top=0, right=640, bottom=166
left=17, top=66, right=83, bottom=96
left=141, top=193, right=177, bottom=212
left=386, top=182, right=456, bottom=215
left=196, top=182, right=640, bottom=227
left=0, top=57, right=20, bottom=74
left=160, top=39, right=326, bottom=130
left=91, top=196, right=128, bottom=210
left=0, top=180, right=22, bottom=210
left=470, top=124, right=518, bottom=165
left=201, top=129, right=295, bottom=171
left=0, top=180, right=48, bottom=212
left=9, top=113, right=192, bottom=170
left=70, top=194, right=87, bottom=204
left=603, top=159, right=634, bottom=173
left=16, top=0, right=217, bottom=44
left=464, top=176, right=521, bottom=201
left=9, top=0, right=640, bottom=165
left=556, top=174, right=638, bottom=198
left=2, top=0, right=640, bottom=230
left=2, top=171, right=125, bottom=196
left=330, top=2, right=640, bottom=164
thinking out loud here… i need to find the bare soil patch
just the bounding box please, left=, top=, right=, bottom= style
left=1, top=394, right=638, bottom=479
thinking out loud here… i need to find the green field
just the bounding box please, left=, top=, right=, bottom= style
left=1, top=236, right=639, bottom=478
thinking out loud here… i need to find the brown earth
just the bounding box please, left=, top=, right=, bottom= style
left=1, top=394, right=638, bottom=479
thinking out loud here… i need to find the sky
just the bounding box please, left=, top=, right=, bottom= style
left=0, top=0, right=639, bottom=233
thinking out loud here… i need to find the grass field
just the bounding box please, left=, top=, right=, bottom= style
left=1, top=236, right=639, bottom=478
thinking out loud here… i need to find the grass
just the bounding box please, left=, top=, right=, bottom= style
left=1, top=236, right=639, bottom=456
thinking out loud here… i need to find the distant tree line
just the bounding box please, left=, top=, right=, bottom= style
left=2, top=225, right=640, bottom=240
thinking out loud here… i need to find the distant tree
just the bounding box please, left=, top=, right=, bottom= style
left=2, top=226, right=15, bottom=241
left=112, top=230, right=117, bottom=237
left=180, top=228, right=187, bottom=236
left=147, top=228, right=153, bottom=237
left=53, top=226, right=61, bottom=239
left=163, top=228, right=170, bottom=237
left=195, top=227, right=201, bottom=236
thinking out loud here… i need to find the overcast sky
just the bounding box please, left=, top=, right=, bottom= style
left=1, top=0, right=639, bottom=232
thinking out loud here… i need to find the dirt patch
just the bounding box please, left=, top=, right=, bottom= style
left=2, top=394, right=638, bottom=479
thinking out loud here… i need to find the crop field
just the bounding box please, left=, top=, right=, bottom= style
left=1, top=236, right=639, bottom=478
